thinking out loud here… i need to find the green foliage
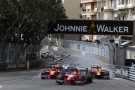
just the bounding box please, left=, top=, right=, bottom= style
left=0, top=0, right=67, bottom=45
left=114, top=12, right=127, bottom=20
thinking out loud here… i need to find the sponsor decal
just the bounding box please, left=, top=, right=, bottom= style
left=6, top=63, right=26, bottom=69
left=89, top=22, right=96, bottom=33
left=7, top=64, right=16, bottom=69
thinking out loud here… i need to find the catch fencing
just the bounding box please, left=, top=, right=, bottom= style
left=60, top=39, right=110, bottom=64
left=0, top=43, right=42, bottom=71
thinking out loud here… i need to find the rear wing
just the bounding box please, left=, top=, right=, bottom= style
left=91, top=65, right=101, bottom=70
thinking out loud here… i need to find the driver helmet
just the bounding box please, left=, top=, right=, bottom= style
left=52, top=68, right=55, bottom=70
left=73, top=71, right=77, bottom=74
left=64, top=62, right=67, bottom=65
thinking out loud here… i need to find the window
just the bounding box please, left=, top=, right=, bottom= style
left=118, top=0, right=124, bottom=5
left=98, top=13, right=101, bottom=20
left=109, top=0, right=113, bottom=6
left=80, top=4, right=82, bottom=7
left=87, top=17, right=90, bottom=20
left=80, top=14, right=82, bottom=19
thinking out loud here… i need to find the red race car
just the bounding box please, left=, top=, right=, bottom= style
left=91, top=65, right=110, bottom=79
left=41, top=64, right=60, bottom=79
left=56, top=68, right=93, bottom=85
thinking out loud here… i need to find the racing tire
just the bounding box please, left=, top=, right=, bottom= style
left=41, top=77, right=45, bottom=79
left=57, top=74, right=64, bottom=80
left=104, top=71, right=110, bottom=79
left=78, top=75, right=85, bottom=85
left=87, top=74, right=92, bottom=83
left=57, top=74, right=64, bottom=84
left=41, top=71, right=46, bottom=79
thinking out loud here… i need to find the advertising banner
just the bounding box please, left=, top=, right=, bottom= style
left=48, top=20, right=133, bottom=35
left=125, top=59, right=135, bottom=67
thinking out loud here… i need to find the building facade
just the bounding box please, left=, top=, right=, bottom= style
left=61, top=0, right=82, bottom=41
left=80, top=0, right=135, bottom=45
left=104, top=0, right=135, bottom=45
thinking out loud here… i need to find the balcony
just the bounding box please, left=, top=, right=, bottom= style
left=81, top=10, right=96, bottom=16
left=104, top=6, right=114, bottom=11
left=96, top=0, right=106, bottom=1
left=127, top=3, right=135, bottom=8
left=90, top=10, right=97, bottom=15
left=118, top=4, right=127, bottom=10
left=81, top=0, right=97, bottom=4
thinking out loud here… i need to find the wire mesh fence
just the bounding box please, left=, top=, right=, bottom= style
left=0, top=37, right=128, bottom=71
left=0, top=43, right=42, bottom=70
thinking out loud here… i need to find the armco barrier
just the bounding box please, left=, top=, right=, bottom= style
left=115, top=65, right=122, bottom=78
left=129, top=67, right=135, bottom=81
left=108, top=65, right=135, bottom=81
left=108, top=65, right=115, bottom=79
left=121, top=66, right=129, bottom=79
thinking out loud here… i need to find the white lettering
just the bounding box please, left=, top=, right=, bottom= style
left=114, top=27, right=118, bottom=32
left=104, top=26, right=109, bottom=32
left=97, top=25, right=129, bottom=33
left=119, top=27, right=123, bottom=33
left=7, top=64, right=17, bottom=69
left=59, top=25, right=65, bottom=31
left=54, top=24, right=59, bottom=31
left=65, top=25, right=70, bottom=31
left=83, top=26, right=87, bottom=32
left=109, top=26, right=113, bottom=32
left=76, top=26, right=80, bottom=32
left=97, top=25, right=104, bottom=32
left=124, top=27, right=129, bottom=33
left=54, top=24, right=88, bottom=32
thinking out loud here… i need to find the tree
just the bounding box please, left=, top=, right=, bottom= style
left=114, top=14, right=121, bottom=20
left=114, top=12, right=127, bottom=20
left=0, top=0, right=67, bottom=45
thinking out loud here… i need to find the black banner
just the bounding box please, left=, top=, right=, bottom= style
left=125, top=59, right=135, bottom=67
left=48, top=20, right=133, bottom=35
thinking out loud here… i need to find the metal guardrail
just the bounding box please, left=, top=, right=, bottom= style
left=108, top=65, right=135, bottom=81
left=129, top=67, right=135, bottom=81
left=108, top=65, right=115, bottom=79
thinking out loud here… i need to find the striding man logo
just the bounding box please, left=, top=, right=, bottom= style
left=89, top=22, right=96, bottom=33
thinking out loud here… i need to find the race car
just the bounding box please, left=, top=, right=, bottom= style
left=91, top=65, right=110, bottom=79
left=53, top=56, right=63, bottom=63
left=41, top=52, right=51, bottom=58
left=41, top=64, right=60, bottom=79
left=62, top=62, right=70, bottom=69
left=56, top=67, right=93, bottom=85
left=61, top=52, right=71, bottom=57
